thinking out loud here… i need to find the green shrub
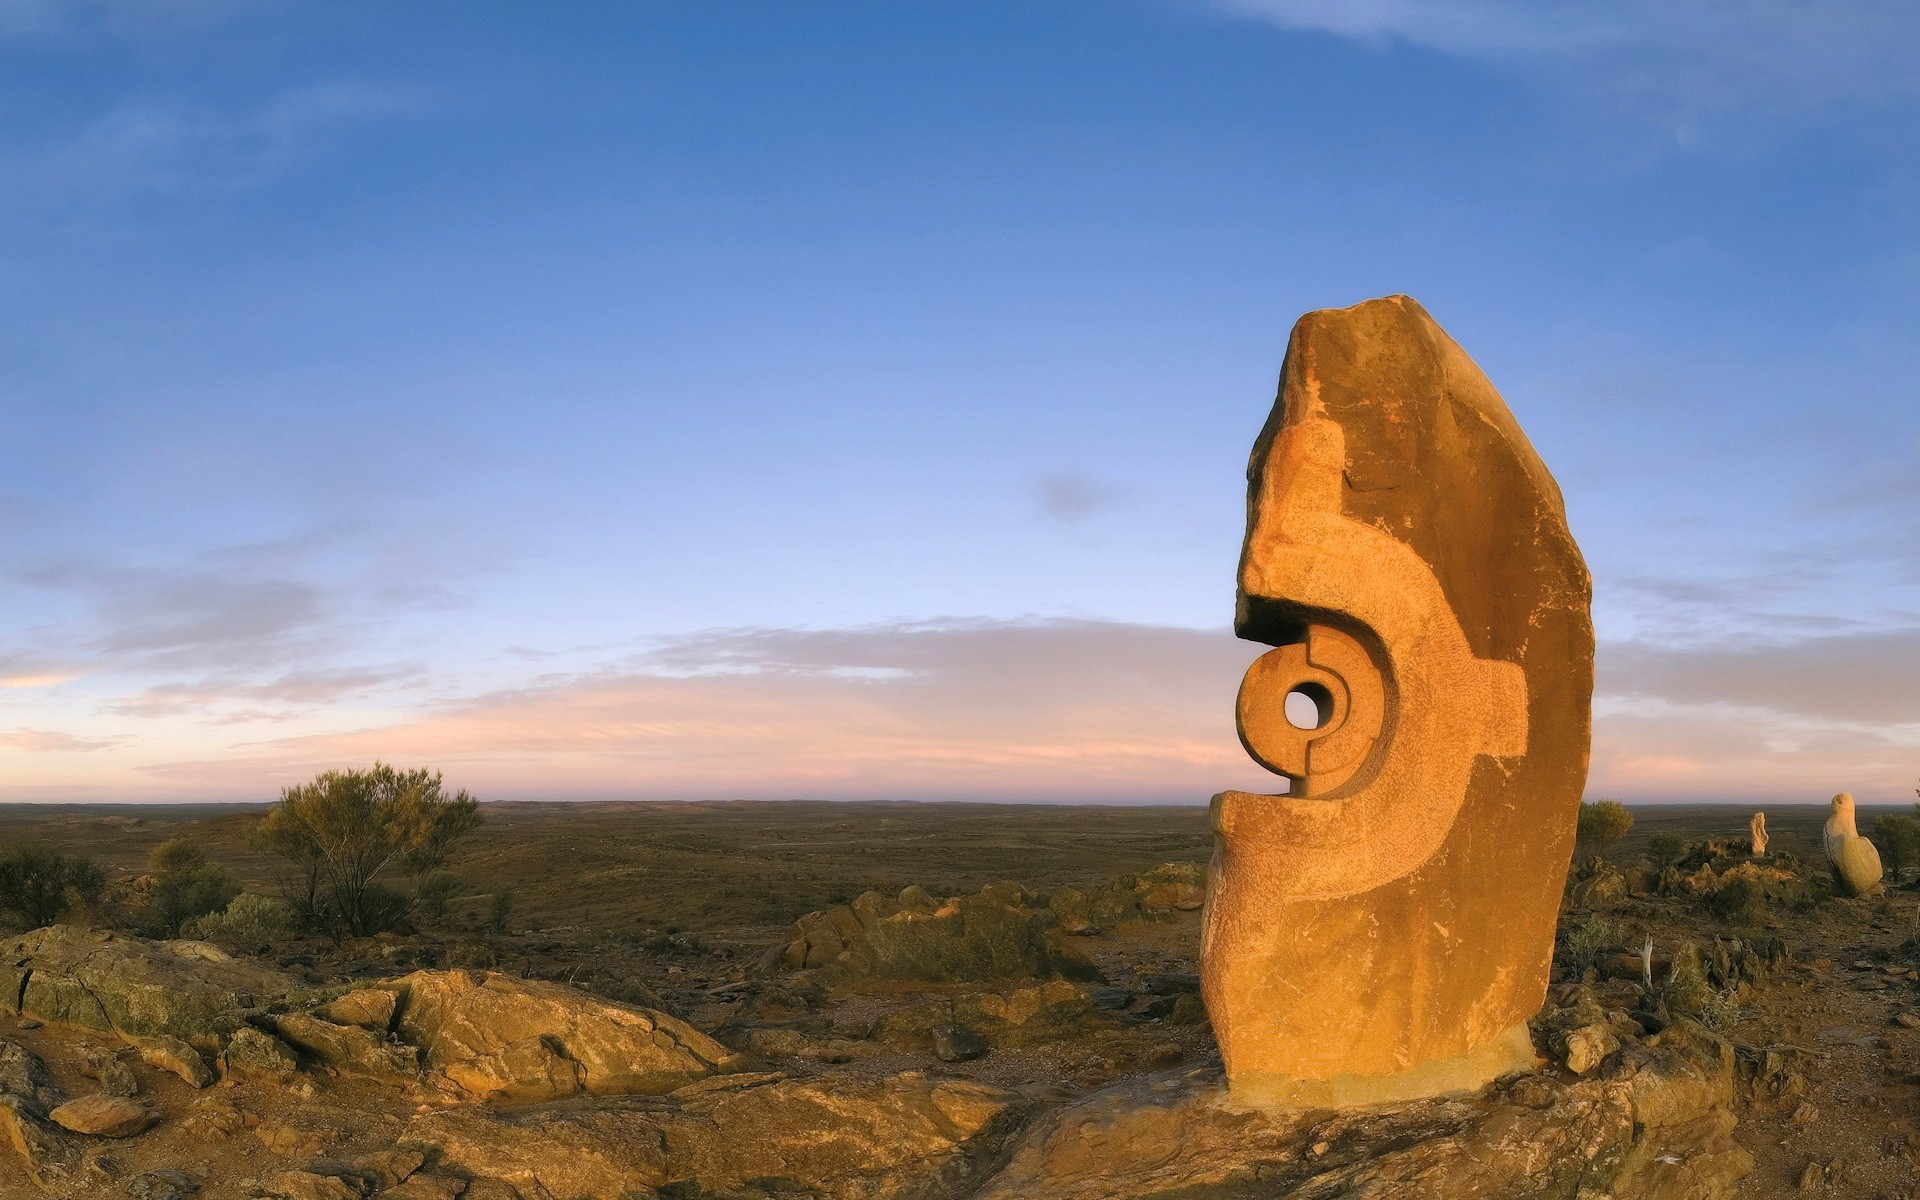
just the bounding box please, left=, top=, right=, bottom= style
left=1577, top=800, right=1634, bottom=852
left=140, top=838, right=241, bottom=938
left=1872, top=815, right=1920, bottom=876
left=486, top=888, right=515, bottom=935
left=255, top=762, right=480, bottom=938
left=188, top=893, right=297, bottom=947
left=1646, top=833, right=1685, bottom=870
left=1562, top=914, right=1626, bottom=963
left=0, top=845, right=104, bottom=928
left=415, top=871, right=462, bottom=921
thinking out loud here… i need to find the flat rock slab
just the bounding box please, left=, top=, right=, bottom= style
left=390, top=969, right=739, bottom=1102
left=49, top=1092, right=154, bottom=1137
left=406, top=1069, right=1025, bottom=1200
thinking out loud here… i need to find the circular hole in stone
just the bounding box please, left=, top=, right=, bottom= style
left=1284, top=683, right=1334, bottom=731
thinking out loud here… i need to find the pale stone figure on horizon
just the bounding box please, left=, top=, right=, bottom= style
left=1202, top=295, right=1593, bottom=1108
left=1750, top=811, right=1768, bottom=856
left=1824, top=792, right=1883, bottom=897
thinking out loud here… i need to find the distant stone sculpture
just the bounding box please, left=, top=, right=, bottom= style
left=1203, top=295, right=1594, bottom=1108
left=1750, top=812, right=1768, bottom=856
left=1824, top=792, right=1883, bottom=897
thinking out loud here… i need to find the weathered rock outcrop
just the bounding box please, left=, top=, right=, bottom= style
left=406, top=1069, right=1024, bottom=1200
left=971, top=1023, right=1748, bottom=1200
left=388, top=969, right=737, bottom=1102
left=0, top=926, right=295, bottom=1043
left=771, top=880, right=1112, bottom=987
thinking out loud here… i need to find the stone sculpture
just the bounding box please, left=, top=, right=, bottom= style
left=1202, top=295, right=1594, bottom=1108
left=1824, top=792, right=1883, bottom=897
left=1750, top=811, right=1768, bottom=856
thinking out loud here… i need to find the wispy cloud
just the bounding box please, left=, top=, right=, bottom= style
left=36, top=79, right=426, bottom=199
left=109, top=615, right=1920, bottom=803
left=140, top=619, right=1277, bottom=800
left=109, top=663, right=427, bottom=720
left=0, top=728, right=119, bottom=752
left=1214, top=0, right=1920, bottom=132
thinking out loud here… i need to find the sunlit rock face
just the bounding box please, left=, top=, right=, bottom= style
left=1204, top=294, right=1595, bottom=1107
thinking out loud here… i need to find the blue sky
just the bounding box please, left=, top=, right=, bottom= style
left=0, top=0, right=1915, bottom=802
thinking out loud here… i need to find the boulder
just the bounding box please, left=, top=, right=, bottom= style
left=48, top=1093, right=154, bottom=1137
left=972, top=1024, right=1748, bottom=1199
left=0, top=927, right=294, bottom=1042
left=128, top=1035, right=215, bottom=1088
left=389, top=969, right=736, bottom=1102
left=774, top=882, right=1105, bottom=988
left=1567, top=859, right=1628, bottom=908
left=406, top=1069, right=1024, bottom=1200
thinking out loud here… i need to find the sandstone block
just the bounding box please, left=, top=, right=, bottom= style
left=1205, top=295, right=1592, bottom=1107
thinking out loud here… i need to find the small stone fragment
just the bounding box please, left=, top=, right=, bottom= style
left=1145, top=1044, right=1183, bottom=1069
left=1788, top=1101, right=1819, bottom=1127
left=932, top=1025, right=988, bottom=1063
left=50, top=1094, right=155, bottom=1138
left=1895, top=1012, right=1920, bottom=1029
left=1560, top=1025, right=1620, bottom=1075
left=1797, top=1161, right=1824, bottom=1190
left=1087, top=986, right=1132, bottom=1011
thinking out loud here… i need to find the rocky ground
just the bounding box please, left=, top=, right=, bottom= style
left=0, top=800, right=1908, bottom=1198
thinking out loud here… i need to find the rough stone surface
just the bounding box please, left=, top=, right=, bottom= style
left=1751, top=811, right=1769, bottom=855
left=1206, top=295, right=1593, bottom=1106
left=0, top=1039, right=62, bottom=1116
left=0, top=1093, right=78, bottom=1191
left=127, top=1169, right=201, bottom=1200
left=932, top=1024, right=988, bottom=1062
left=973, top=1024, right=1746, bottom=1200
left=48, top=1093, right=154, bottom=1137
left=1824, top=792, right=1883, bottom=897
left=269, top=1012, right=421, bottom=1080
left=128, top=1035, right=214, bottom=1088
left=390, top=969, right=735, bottom=1102
left=313, top=989, right=397, bottom=1032
left=406, top=1069, right=1024, bottom=1200
left=222, top=1026, right=299, bottom=1079
left=0, top=926, right=294, bottom=1043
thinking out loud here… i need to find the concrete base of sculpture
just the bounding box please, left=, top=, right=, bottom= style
left=1228, top=1021, right=1538, bottom=1110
